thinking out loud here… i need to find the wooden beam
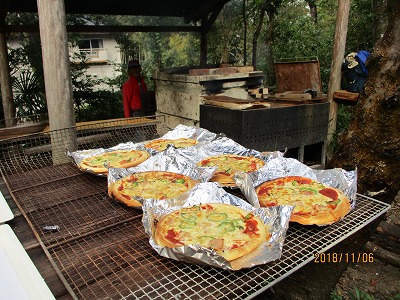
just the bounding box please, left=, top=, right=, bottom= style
left=184, top=0, right=229, bottom=23
left=0, top=0, right=11, bottom=22
left=4, top=24, right=202, bottom=33
left=326, top=0, right=350, bottom=160
left=200, top=18, right=208, bottom=66
left=198, top=3, right=225, bottom=66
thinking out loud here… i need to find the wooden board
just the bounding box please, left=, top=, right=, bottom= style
left=275, top=92, right=313, bottom=100
left=333, top=90, right=359, bottom=101
left=275, top=60, right=322, bottom=93
left=189, top=66, right=254, bottom=76
left=202, top=96, right=271, bottom=110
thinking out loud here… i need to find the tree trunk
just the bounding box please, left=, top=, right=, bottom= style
left=328, top=0, right=400, bottom=205
left=265, top=12, right=276, bottom=86
left=242, top=0, right=248, bottom=65
left=252, top=7, right=265, bottom=68
left=306, top=0, right=318, bottom=24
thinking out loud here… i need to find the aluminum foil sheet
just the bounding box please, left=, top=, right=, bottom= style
left=234, top=156, right=358, bottom=211
left=160, top=124, right=219, bottom=141
left=107, top=146, right=217, bottom=205
left=142, top=182, right=293, bottom=270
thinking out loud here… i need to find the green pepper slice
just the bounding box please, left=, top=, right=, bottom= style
left=218, top=221, right=236, bottom=233
left=206, top=212, right=228, bottom=222
left=179, top=220, right=197, bottom=229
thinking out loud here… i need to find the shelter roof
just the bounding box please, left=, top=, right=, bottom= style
left=4, top=0, right=230, bottom=23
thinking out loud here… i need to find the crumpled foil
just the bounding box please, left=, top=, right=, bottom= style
left=107, top=146, right=217, bottom=206
left=161, top=124, right=219, bottom=141
left=234, top=156, right=357, bottom=211
left=142, top=182, right=293, bottom=270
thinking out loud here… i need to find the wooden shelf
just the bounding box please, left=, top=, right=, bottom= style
left=334, top=90, right=359, bottom=105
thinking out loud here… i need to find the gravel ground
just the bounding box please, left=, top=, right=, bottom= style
left=333, top=191, right=400, bottom=300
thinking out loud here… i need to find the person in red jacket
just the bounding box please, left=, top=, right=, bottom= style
left=122, top=59, right=148, bottom=118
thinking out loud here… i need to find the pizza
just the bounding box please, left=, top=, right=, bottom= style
left=255, top=176, right=351, bottom=225
left=144, top=138, right=197, bottom=151
left=110, top=171, right=198, bottom=207
left=79, top=149, right=150, bottom=174
left=154, top=203, right=269, bottom=261
left=196, top=154, right=265, bottom=186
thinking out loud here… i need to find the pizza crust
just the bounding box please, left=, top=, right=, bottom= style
left=144, top=138, right=197, bottom=151
left=79, top=150, right=150, bottom=174
left=196, top=154, right=265, bottom=186
left=110, top=171, right=198, bottom=207
left=154, top=203, right=268, bottom=261
left=256, top=176, right=351, bottom=225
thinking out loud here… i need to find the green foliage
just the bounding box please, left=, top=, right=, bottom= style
left=349, top=287, right=375, bottom=300
left=346, top=0, right=376, bottom=52
left=330, top=287, right=376, bottom=300
left=76, top=90, right=123, bottom=122
left=336, top=105, right=355, bottom=134
left=12, top=70, right=47, bottom=119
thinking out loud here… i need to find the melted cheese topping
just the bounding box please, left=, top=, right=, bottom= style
left=198, top=155, right=264, bottom=176
left=117, top=172, right=193, bottom=200
left=159, top=204, right=261, bottom=250
left=257, top=179, right=341, bottom=215
left=83, top=150, right=147, bottom=168
left=145, top=138, right=197, bottom=151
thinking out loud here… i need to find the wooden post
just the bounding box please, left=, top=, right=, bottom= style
left=37, top=0, right=77, bottom=163
left=0, top=31, right=16, bottom=127
left=326, top=0, right=350, bottom=160
left=200, top=17, right=208, bottom=66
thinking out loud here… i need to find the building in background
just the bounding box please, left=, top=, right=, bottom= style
left=69, top=33, right=123, bottom=90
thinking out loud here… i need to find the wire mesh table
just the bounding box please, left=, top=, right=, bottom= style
left=0, top=116, right=391, bottom=299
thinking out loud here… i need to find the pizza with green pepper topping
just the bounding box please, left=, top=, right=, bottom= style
left=154, top=203, right=269, bottom=261
left=196, top=154, right=265, bottom=187
left=255, top=176, right=351, bottom=225
left=79, top=149, right=150, bottom=174
left=110, top=171, right=198, bottom=207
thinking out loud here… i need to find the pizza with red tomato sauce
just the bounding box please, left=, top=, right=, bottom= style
left=255, top=176, right=351, bottom=225
left=110, top=171, right=198, bottom=207
left=154, top=203, right=269, bottom=261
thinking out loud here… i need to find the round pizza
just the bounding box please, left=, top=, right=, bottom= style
left=255, top=176, right=351, bottom=225
left=79, top=149, right=150, bottom=174
left=196, top=154, right=265, bottom=186
left=144, top=138, right=197, bottom=151
left=110, top=171, right=198, bottom=207
left=154, top=203, right=269, bottom=261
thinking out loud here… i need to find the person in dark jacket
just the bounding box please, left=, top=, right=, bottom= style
left=122, top=59, right=148, bottom=118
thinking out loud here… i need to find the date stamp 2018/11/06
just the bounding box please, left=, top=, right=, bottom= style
left=314, top=252, right=374, bottom=263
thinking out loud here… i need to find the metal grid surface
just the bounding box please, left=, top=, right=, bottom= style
left=0, top=116, right=168, bottom=175
left=4, top=164, right=390, bottom=299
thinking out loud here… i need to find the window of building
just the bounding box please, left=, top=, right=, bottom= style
left=78, top=39, right=104, bottom=58
left=78, top=39, right=103, bottom=50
